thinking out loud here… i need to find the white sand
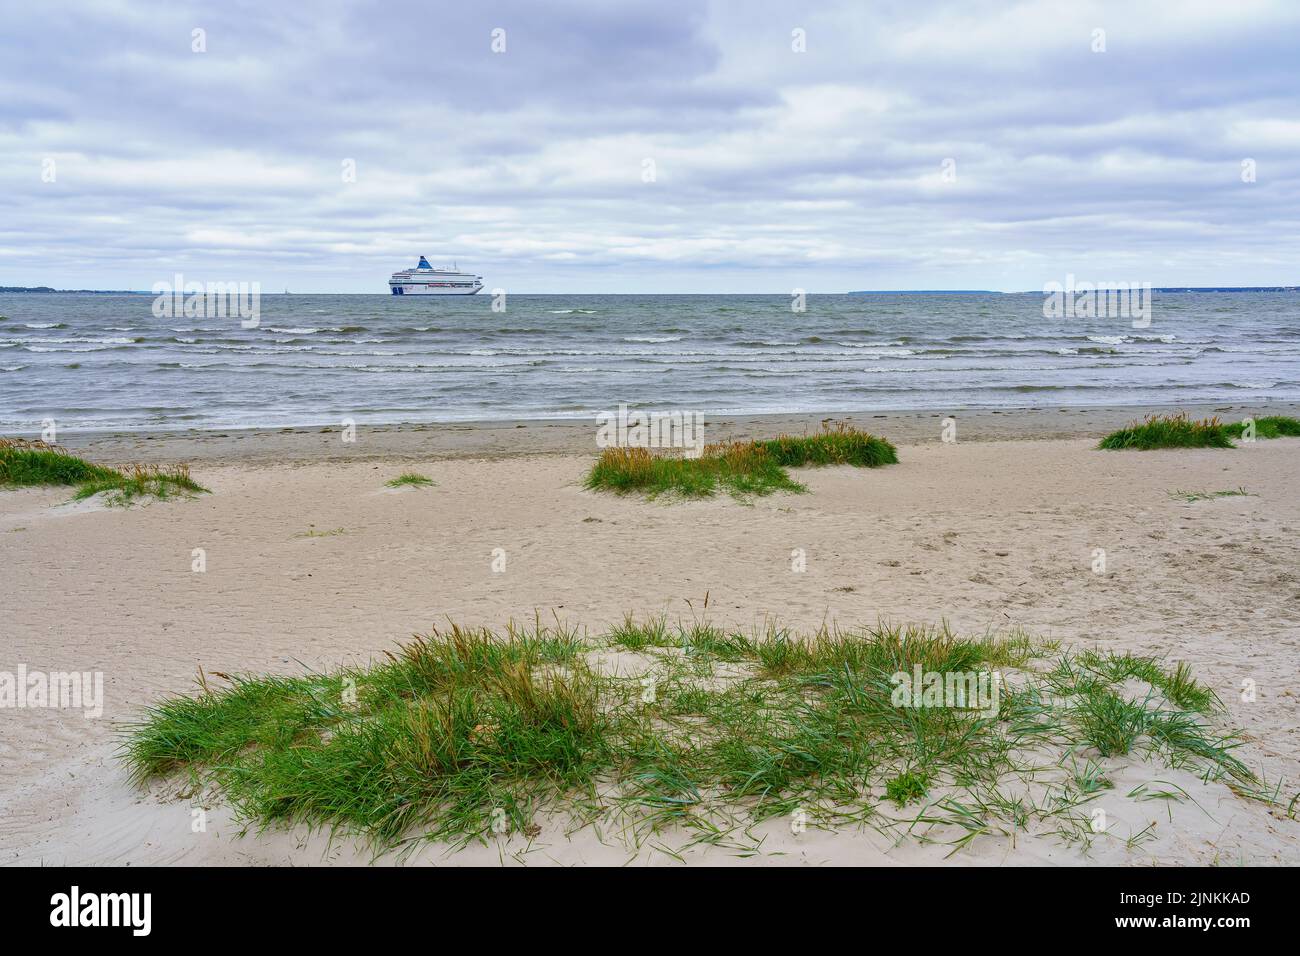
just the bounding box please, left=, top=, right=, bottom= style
left=3, top=421, right=1299, bottom=865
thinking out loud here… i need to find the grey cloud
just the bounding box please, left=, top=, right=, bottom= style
left=1, top=0, right=1298, bottom=292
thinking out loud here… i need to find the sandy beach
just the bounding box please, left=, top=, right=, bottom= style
left=3, top=403, right=1299, bottom=866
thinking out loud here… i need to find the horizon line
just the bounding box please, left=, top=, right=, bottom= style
left=3, top=286, right=1299, bottom=296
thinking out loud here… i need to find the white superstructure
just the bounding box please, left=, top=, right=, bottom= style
left=389, top=256, right=483, bottom=295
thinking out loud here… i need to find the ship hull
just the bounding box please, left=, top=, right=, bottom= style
left=390, top=285, right=482, bottom=295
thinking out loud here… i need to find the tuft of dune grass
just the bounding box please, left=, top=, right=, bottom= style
left=1167, top=487, right=1253, bottom=503
left=0, top=437, right=206, bottom=505
left=1097, top=413, right=1233, bottom=450
left=120, top=617, right=1270, bottom=856
left=386, top=472, right=436, bottom=489
left=585, top=421, right=897, bottom=499
left=758, top=420, right=899, bottom=467
left=586, top=443, right=804, bottom=499
left=1098, top=412, right=1300, bottom=450
left=1252, top=415, right=1300, bottom=439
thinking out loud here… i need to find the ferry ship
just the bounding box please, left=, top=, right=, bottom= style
left=388, top=256, right=484, bottom=295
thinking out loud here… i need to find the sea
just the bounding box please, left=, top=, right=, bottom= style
left=1, top=292, right=1298, bottom=433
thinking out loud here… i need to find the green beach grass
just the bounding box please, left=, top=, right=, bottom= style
left=1167, top=487, right=1254, bottom=503
left=1098, top=413, right=1300, bottom=450
left=585, top=421, right=898, bottom=499
left=1251, top=415, right=1300, bottom=439
left=385, top=472, right=436, bottom=489
left=121, top=617, right=1282, bottom=857
left=0, top=437, right=207, bottom=505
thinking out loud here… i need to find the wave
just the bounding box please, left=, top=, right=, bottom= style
left=24, top=345, right=111, bottom=353
left=836, top=344, right=915, bottom=356
left=21, top=336, right=141, bottom=346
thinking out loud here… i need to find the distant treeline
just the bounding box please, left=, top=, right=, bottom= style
left=0, top=286, right=146, bottom=294
left=1146, top=287, right=1299, bottom=293
left=849, top=287, right=1298, bottom=295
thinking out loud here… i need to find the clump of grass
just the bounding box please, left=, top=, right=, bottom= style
left=122, top=618, right=1268, bottom=857
left=608, top=614, right=672, bottom=651
left=1167, top=487, right=1254, bottom=503
left=73, top=463, right=205, bottom=505
left=758, top=420, right=899, bottom=468
left=1252, top=415, right=1300, bottom=439
left=1159, top=660, right=1221, bottom=713
left=585, top=422, right=896, bottom=500
left=1100, top=412, right=1300, bottom=450
left=386, top=472, right=435, bottom=489
left=1068, top=757, right=1114, bottom=794
left=885, top=771, right=930, bottom=805
left=585, top=443, right=803, bottom=499
left=1072, top=690, right=1153, bottom=756
left=0, top=438, right=206, bottom=506
left=1098, top=413, right=1233, bottom=450
left=1, top=437, right=122, bottom=485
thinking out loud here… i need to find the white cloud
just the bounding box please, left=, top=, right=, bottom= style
left=0, top=0, right=1298, bottom=291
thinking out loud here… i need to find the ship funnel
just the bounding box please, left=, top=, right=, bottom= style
left=417, top=255, right=432, bottom=269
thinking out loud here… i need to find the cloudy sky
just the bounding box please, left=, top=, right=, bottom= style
left=2, top=0, right=1298, bottom=292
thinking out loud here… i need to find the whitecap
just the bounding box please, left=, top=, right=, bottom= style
left=837, top=344, right=915, bottom=356
left=25, top=345, right=105, bottom=352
